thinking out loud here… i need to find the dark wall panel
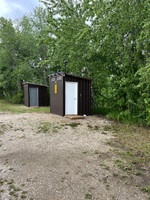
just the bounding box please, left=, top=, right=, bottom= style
left=24, top=85, right=29, bottom=107
left=39, top=86, right=48, bottom=106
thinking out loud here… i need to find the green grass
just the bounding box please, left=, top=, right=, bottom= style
left=109, top=123, right=150, bottom=167
left=66, top=122, right=81, bottom=128
left=87, top=124, right=99, bottom=131
left=37, top=122, right=52, bottom=133
left=84, top=193, right=92, bottom=199
left=0, top=99, right=50, bottom=113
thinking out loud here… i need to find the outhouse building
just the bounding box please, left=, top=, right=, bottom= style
left=23, top=82, right=48, bottom=107
left=49, top=72, right=92, bottom=116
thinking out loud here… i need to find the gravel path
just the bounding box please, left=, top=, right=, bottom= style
left=0, top=112, right=148, bottom=200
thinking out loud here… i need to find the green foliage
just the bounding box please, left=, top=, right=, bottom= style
left=11, top=92, right=24, bottom=104
left=0, top=1, right=150, bottom=125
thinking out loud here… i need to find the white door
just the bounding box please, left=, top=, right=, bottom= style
left=29, top=87, right=39, bottom=107
left=65, top=82, right=78, bottom=115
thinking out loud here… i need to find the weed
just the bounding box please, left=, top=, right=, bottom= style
left=19, top=135, right=26, bottom=139
left=87, top=124, right=93, bottom=129
left=60, top=123, right=65, bottom=127
left=125, top=181, right=130, bottom=185
left=66, top=122, right=81, bottom=128
left=120, top=174, right=127, bottom=179
left=13, top=193, right=18, bottom=198
left=9, top=191, right=15, bottom=195
left=112, top=172, right=119, bottom=177
left=140, top=186, right=150, bottom=193
left=103, top=125, right=112, bottom=131
left=14, top=187, right=21, bottom=192
left=82, top=151, right=88, bottom=154
left=99, top=161, right=105, bottom=167
left=101, top=131, right=107, bottom=135
left=0, top=130, right=4, bottom=135
left=53, top=125, right=60, bottom=129
left=9, top=185, right=15, bottom=190
left=37, top=122, right=52, bottom=133
left=0, top=123, right=10, bottom=134
left=61, top=177, right=65, bottom=182
left=99, top=161, right=110, bottom=170
left=87, top=124, right=99, bottom=131
left=52, top=127, right=58, bottom=133
left=114, top=159, right=132, bottom=172
left=133, top=170, right=141, bottom=175
left=85, top=193, right=92, bottom=199
left=94, top=150, right=99, bottom=154
left=104, top=165, right=110, bottom=170
left=7, top=180, right=14, bottom=185
left=0, top=180, right=4, bottom=185
left=21, top=195, right=27, bottom=199
left=94, top=125, right=99, bottom=130
left=22, top=191, right=27, bottom=194
left=110, top=195, right=116, bottom=199
left=102, top=176, right=108, bottom=184
left=105, top=184, right=110, bottom=189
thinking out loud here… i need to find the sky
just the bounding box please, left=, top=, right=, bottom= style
left=0, top=0, right=43, bottom=20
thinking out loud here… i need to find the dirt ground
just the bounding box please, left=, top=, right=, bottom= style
left=0, top=112, right=149, bottom=200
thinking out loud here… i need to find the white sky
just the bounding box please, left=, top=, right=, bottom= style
left=0, top=0, right=43, bottom=20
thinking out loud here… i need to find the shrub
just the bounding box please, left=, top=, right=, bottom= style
left=11, top=92, right=23, bottom=104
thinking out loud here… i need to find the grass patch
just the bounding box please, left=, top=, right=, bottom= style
left=108, top=122, right=150, bottom=195
left=99, top=162, right=110, bottom=170
left=37, top=122, right=60, bottom=134
left=66, top=122, right=81, bottom=128
left=140, top=186, right=150, bottom=193
left=0, top=123, right=12, bottom=135
left=109, top=123, right=150, bottom=167
left=84, top=193, right=92, bottom=199
left=37, top=122, right=52, bottom=133
left=87, top=124, right=99, bottom=131
left=0, top=99, right=49, bottom=113
left=82, top=150, right=89, bottom=154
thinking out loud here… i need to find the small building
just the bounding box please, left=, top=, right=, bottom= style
left=49, top=72, right=92, bottom=116
left=23, top=82, right=48, bottom=107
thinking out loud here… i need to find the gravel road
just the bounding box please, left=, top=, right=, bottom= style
left=0, top=112, right=148, bottom=200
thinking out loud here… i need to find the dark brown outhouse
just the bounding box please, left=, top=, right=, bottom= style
left=49, top=72, right=92, bottom=116
left=23, top=82, right=48, bottom=107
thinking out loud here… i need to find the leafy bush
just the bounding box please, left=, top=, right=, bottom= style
left=11, top=92, right=24, bottom=104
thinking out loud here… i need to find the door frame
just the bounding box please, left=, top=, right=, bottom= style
left=65, top=81, right=78, bottom=115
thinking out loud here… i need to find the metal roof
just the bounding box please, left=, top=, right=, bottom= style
left=48, top=72, right=93, bottom=81
left=22, top=82, right=49, bottom=87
